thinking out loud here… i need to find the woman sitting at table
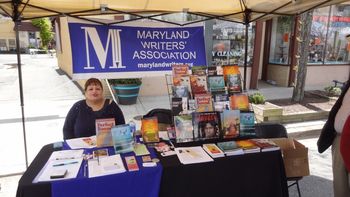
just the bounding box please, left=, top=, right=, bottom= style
left=63, top=78, right=125, bottom=139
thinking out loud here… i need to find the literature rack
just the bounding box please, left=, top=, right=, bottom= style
left=167, top=64, right=256, bottom=147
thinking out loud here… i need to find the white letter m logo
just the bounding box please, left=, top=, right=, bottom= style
left=82, top=27, right=125, bottom=69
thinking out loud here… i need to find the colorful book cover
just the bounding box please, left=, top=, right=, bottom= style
left=202, top=143, right=225, bottom=158
left=172, top=75, right=192, bottom=95
left=207, top=66, right=218, bottom=76
left=125, top=156, right=139, bottom=171
left=172, top=85, right=189, bottom=98
left=195, top=93, right=213, bottom=112
left=208, top=75, right=225, bottom=93
left=249, top=139, right=280, bottom=152
left=174, top=115, right=194, bottom=143
left=227, top=74, right=242, bottom=93
left=171, top=97, right=188, bottom=116
left=214, top=93, right=230, bottom=111
left=191, top=65, right=207, bottom=76
left=192, top=112, right=220, bottom=140
left=190, top=75, right=208, bottom=95
left=95, top=118, right=115, bottom=147
left=111, top=124, right=134, bottom=154
left=172, top=64, right=189, bottom=77
left=141, top=117, right=159, bottom=143
left=230, top=93, right=250, bottom=111
left=240, top=111, right=256, bottom=137
left=236, top=139, right=261, bottom=153
left=217, top=141, right=244, bottom=156
left=221, top=110, right=240, bottom=138
left=222, top=65, right=240, bottom=82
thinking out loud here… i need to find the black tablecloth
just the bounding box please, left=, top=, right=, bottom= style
left=16, top=144, right=288, bottom=197
left=159, top=150, right=288, bottom=197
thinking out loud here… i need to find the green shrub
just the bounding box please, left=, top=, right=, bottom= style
left=109, top=78, right=142, bottom=85
left=248, top=92, right=266, bottom=104
left=324, top=86, right=341, bottom=96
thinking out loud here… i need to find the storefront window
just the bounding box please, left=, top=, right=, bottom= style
left=324, top=5, right=350, bottom=64
left=269, top=16, right=293, bottom=65
left=310, top=7, right=329, bottom=64
left=309, top=5, right=350, bottom=64
left=212, top=20, right=255, bottom=66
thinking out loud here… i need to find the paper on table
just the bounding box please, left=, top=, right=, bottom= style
left=65, top=136, right=97, bottom=149
left=49, top=149, right=84, bottom=160
left=33, top=158, right=83, bottom=183
left=88, top=154, right=126, bottom=178
left=175, top=146, right=213, bottom=165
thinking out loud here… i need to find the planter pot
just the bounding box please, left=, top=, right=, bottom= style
left=113, top=84, right=141, bottom=105
left=252, top=102, right=283, bottom=123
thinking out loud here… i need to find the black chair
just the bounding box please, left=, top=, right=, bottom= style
left=143, top=108, right=173, bottom=130
left=255, top=122, right=302, bottom=197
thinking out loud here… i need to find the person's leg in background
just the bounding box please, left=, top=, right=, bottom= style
left=332, top=135, right=350, bottom=197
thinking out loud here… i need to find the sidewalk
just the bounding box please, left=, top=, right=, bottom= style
left=0, top=54, right=332, bottom=197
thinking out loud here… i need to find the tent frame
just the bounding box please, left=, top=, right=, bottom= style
left=0, top=0, right=345, bottom=173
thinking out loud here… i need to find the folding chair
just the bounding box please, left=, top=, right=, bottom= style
left=255, top=122, right=302, bottom=197
left=143, top=108, right=173, bottom=130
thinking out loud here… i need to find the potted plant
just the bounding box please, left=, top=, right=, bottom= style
left=108, top=78, right=142, bottom=105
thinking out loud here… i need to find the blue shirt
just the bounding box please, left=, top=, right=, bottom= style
left=63, top=99, right=125, bottom=139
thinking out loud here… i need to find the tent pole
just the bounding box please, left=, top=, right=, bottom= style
left=243, top=23, right=248, bottom=91
left=15, top=20, right=29, bottom=169
left=243, top=9, right=251, bottom=91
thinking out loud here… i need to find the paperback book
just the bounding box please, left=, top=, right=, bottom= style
left=222, top=65, right=240, bottom=82
left=240, top=111, right=256, bottom=137
left=174, top=115, right=194, bottom=143
left=227, top=74, right=242, bottom=94
left=192, top=112, right=220, bottom=140
left=221, top=110, right=240, bottom=139
left=249, top=139, right=280, bottom=152
left=172, top=85, right=190, bottom=98
left=202, top=143, right=225, bottom=158
left=236, top=139, right=261, bottom=154
left=213, top=93, right=230, bottom=112
left=124, top=156, right=140, bottom=171
left=95, top=118, right=115, bottom=147
left=141, top=117, right=160, bottom=143
left=111, top=124, right=134, bottom=154
left=172, top=75, right=192, bottom=95
left=190, top=75, right=208, bottom=95
left=171, top=97, right=188, bottom=116
left=191, top=65, right=207, bottom=76
left=217, top=141, right=244, bottom=156
left=172, top=64, right=189, bottom=77
left=207, top=66, right=218, bottom=76
left=230, top=93, right=250, bottom=111
left=195, top=93, right=214, bottom=112
left=208, top=75, right=225, bottom=94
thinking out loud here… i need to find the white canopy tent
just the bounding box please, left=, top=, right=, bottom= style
left=0, top=0, right=348, bottom=169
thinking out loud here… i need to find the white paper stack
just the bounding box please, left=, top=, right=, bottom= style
left=88, top=154, right=126, bottom=178
left=175, top=146, right=214, bottom=165
left=33, top=149, right=84, bottom=183
left=65, top=136, right=96, bottom=149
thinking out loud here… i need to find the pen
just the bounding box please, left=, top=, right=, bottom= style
left=53, top=161, right=79, bottom=167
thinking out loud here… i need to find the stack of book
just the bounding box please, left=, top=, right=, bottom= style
left=249, top=138, right=280, bottom=152
left=202, top=143, right=225, bottom=158
left=236, top=139, right=261, bottom=154
left=217, top=141, right=244, bottom=156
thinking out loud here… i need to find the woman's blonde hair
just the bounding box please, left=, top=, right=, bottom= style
left=84, top=78, right=103, bottom=91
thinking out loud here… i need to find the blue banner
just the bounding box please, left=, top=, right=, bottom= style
left=68, top=23, right=206, bottom=78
